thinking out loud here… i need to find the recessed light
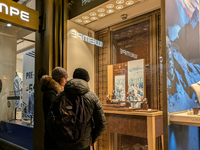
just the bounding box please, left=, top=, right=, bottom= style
left=98, top=13, right=105, bottom=17
left=126, top=1, right=134, bottom=5
left=7, top=23, right=12, bottom=27
left=75, top=19, right=82, bottom=22
left=98, top=8, right=105, bottom=12
left=106, top=4, right=114, bottom=8
left=143, top=28, right=148, bottom=30
left=82, top=16, right=89, bottom=19
left=84, top=20, right=90, bottom=23
left=128, top=29, right=134, bottom=32
left=116, top=0, right=124, bottom=4
left=107, top=9, right=114, bottom=13
left=89, top=12, right=96, bottom=16
left=91, top=17, right=97, bottom=20
left=116, top=5, right=123, bottom=9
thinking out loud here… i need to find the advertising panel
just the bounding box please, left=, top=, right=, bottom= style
left=22, top=49, right=35, bottom=119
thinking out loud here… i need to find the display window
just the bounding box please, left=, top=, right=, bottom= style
left=0, top=22, right=35, bottom=150
left=93, top=12, right=163, bottom=150
left=0, top=0, right=38, bottom=149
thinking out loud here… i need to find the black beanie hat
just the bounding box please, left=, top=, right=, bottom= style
left=73, top=68, right=90, bottom=82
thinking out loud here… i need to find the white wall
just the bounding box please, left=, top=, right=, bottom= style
left=67, top=20, right=95, bottom=92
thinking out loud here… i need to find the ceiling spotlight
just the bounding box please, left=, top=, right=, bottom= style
left=126, top=1, right=134, bottom=5
left=106, top=4, right=114, bottom=8
left=98, top=8, right=105, bottom=12
left=7, top=23, right=12, bottom=27
left=116, top=0, right=124, bottom=4
left=89, top=12, right=96, bottom=16
left=75, top=19, right=82, bottom=22
left=82, top=16, right=89, bottom=19
left=107, top=9, right=114, bottom=13
left=84, top=20, right=90, bottom=23
left=116, top=5, right=123, bottom=9
left=98, top=13, right=105, bottom=17
left=91, top=17, right=97, bottom=20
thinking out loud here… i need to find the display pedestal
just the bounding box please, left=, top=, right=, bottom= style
left=103, top=110, right=163, bottom=150
left=169, top=110, right=200, bottom=126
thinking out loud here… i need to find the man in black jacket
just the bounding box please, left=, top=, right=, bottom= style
left=55, top=68, right=106, bottom=150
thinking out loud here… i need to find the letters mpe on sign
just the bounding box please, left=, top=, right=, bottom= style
left=71, top=30, right=103, bottom=47
left=0, top=0, right=39, bottom=31
left=0, top=3, right=29, bottom=22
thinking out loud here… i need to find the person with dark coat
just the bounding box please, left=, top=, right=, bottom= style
left=53, top=68, right=106, bottom=150
left=41, top=67, right=68, bottom=150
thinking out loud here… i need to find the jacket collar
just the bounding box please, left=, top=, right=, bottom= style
left=41, top=75, right=64, bottom=93
left=64, top=79, right=90, bottom=95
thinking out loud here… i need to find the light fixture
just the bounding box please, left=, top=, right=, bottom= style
left=84, top=20, right=90, bottom=23
left=106, top=4, right=114, bottom=8
left=107, top=9, right=114, bottom=13
left=116, top=5, right=123, bottom=9
left=126, top=1, right=134, bottom=5
left=89, top=12, right=96, bottom=16
left=7, top=23, right=12, bottom=27
left=116, top=0, right=124, bottom=4
left=91, top=17, right=97, bottom=20
left=98, top=13, right=105, bottom=17
left=82, top=16, right=89, bottom=19
left=143, top=28, right=148, bottom=30
left=128, top=29, right=134, bottom=32
left=75, top=19, right=82, bottom=22
left=98, top=8, right=105, bottom=12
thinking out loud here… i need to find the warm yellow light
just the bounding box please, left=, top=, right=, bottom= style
left=89, top=12, right=97, bottom=16
left=75, top=19, right=82, bottom=22
left=84, top=20, right=90, bottom=23
left=116, top=0, right=124, bottom=4
left=106, top=4, right=114, bottom=8
left=82, top=16, right=89, bottom=19
left=116, top=5, right=123, bottom=9
left=91, top=17, right=97, bottom=20
left=107, top=9, right=114, bottom=13
left=98, top=8, right=105, bottom=12
left=126, top=1, right=134, bottom=5
left=98, top=13, right=105, bottom=17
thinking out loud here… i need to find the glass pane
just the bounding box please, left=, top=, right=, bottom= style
left=0, top=21, right=35, bottom=149
left=111, top=20, right=150, bottom=108
left=167, top=0, right=200, bottom=149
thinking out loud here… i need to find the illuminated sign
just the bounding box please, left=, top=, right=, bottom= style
left=0, top=3, right=29, bottom=22
left=71, top=30, right=103, bottom=47
left=0, top=0, right=39, bottom=31
left=120, top=48, right=138, bottom=59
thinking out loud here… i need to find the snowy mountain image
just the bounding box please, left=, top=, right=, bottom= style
left=115, top=75, right=126, bottom=101
left=167, top=0, right=200, bottom=113
left=128, top=59, right=145, bottom=103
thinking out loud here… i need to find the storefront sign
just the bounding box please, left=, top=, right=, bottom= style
left=0, top=0, right=39, bottom=31
left=71, top=30, right=103, bottom=47
left=69, top=0, right=108, bottom=19
left=120, top=48, right=138, bottom=59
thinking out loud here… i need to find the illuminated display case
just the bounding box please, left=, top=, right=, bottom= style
left=95, top=11, right=163, bottom=150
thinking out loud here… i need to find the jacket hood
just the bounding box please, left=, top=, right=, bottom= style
left=64, top=79, right=90, bottom=95
left=40, top=75, right=64, bottom=93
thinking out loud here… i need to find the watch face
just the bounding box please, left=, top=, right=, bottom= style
left=0, top=79, right=2, bottom=93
